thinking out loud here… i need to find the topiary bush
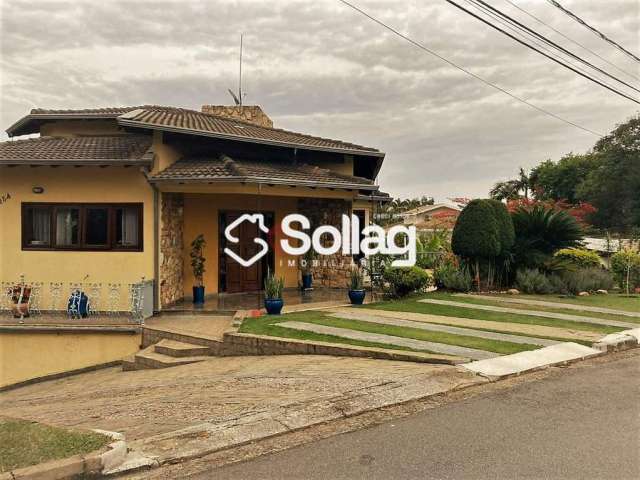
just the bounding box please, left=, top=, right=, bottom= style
left=383, top=266, right=431, bottom=297
left=610, top=249, right=640, bottom=291
left=434, top=263, right=473, bottom=292
left=452, top=199, right=501, bottom=263
left=487, top=199, right=515, bottom=255
left=514, top=269, right=553, bottom=294
left=554, top=248, right=601, bottom=269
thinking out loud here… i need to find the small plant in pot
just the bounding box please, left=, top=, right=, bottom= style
left=348, top=267, right=366, bottom=305
left=264, top=270, right=285, bottom=315
left=190, top=234, right=206, bottom=304
left=300, top=249, right=316, bottom=290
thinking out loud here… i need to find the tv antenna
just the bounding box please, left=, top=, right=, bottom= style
left=228, top=34, right=244, bottom=106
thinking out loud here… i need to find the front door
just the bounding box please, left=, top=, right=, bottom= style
left=220, top=212, right=273, bottom=293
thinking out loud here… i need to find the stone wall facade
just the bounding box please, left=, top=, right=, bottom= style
left=160, top=193, right=184, bottom=307
left=200, top=105, right=273, bottom=128
left=297, top=197, right=355, bottom=288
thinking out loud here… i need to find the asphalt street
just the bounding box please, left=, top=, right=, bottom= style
left=203, top=353, right=640, bottom=480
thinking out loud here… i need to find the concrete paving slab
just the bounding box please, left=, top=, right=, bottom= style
left=462, top=342, right=603, bottom=378
left=279, top=321, right=499, bottom=360
left=329, top=311, right=558, bottom=347
left=455, top=294, right=640, bottom=318
left=331, top=307, right=603, bottom=343
left=419, top=299, right=637, bottom=328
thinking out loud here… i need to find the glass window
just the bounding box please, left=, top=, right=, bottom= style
left=115, top=206, right=140, bottom=247
left=86, top=207, right=109, bottom=246
left=55, top=207, right=80, bottom=247
left=25, top=206, right=51, bottom=247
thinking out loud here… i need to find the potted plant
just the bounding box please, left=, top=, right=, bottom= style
left=11, top=283, right=31, bottom=318
left=264, top=270, right=285, bottom=315
left=300, top=249, right=316, bottom=290
left=190, top=234, right=206, bottom=304
left=348, top=267, right=366, bottom=305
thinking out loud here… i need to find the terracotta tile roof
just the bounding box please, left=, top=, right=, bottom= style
left=118, top=107, right=382, bottom=156
left=29, top=106, right=157, bottom=116
left=149, top=154, right=378, bottom=189
left=0, top=135, right=153, bottom=166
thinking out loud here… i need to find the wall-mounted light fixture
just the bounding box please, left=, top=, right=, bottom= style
left=32, top=186, right=44, bottom=194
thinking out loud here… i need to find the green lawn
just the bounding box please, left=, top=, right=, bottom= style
left=514, top=293, right=639, bottom=313
left=437, top=292, right=639, bottom=324
left=240, top=310, right=540, bottom=355
left=361, top=292, right=621, bottom=335
left=0, top=418, right=110, bottom=472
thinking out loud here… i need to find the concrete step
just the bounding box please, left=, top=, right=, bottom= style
left=132, top=346, right=210, bottom=370
left=121, top=355, right=136, bottom=371
left=154, top=339, right=211, bottom=357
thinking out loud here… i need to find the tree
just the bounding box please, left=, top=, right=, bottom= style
left=452, top=199, right=502, bottom=288
left=490, top=167, right=531, bottom=201
left=487, top=199, right=515, bottom=256
left=511, top=205, right=583, bottom=270
left=529, top=154, right=599, bottom=203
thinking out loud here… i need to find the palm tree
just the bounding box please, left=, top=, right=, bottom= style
left=490, top=167, right=531, bottom=200
left=511, top=205, right=583, bottom=269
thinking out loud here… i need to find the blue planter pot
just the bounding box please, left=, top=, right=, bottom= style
left=265, top=298, right=284, bottom=315
left=193, top=286, right=205, bottom=304
left=301, top=273, right=313, bottom=290
left=348, top=289, right=366, bottom=305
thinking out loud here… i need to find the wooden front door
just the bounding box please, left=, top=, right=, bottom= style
left=222, top=212, right=264, bottom=293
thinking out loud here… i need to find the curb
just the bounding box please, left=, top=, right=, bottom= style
left=593, top=328, right=640, bottom=352
left=2, top=430, right=126, bottom=480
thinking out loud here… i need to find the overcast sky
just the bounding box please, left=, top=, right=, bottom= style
left=1, top=0, right=638, bottom=200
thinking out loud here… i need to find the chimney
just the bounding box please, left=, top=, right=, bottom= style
left=201, top=105, right=273, bottom=128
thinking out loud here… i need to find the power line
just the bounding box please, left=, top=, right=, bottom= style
left=465, top=0, right=640, bottom=95
left=463, top=0, right=638, bottom=98
left=502, top=0, right=639, bottom=81
left=444, top=0, right=640, bottom=104
left=545, top=0, right=640, bottom=63
left=336, top=0, right=604, bottom=137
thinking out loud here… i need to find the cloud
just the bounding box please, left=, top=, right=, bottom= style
left=1, top=0, right=638, bottom=200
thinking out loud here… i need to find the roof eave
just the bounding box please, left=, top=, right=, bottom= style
left=0, top=159, right=153, bottom=167
left=117, top=118, right=386, bottom=158
left=6, top=113, right=125, bottom=137
left=148, top=175, right=378, bottom=190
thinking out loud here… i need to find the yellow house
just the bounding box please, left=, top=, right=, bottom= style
left=0, top=104, right=389, bottom=312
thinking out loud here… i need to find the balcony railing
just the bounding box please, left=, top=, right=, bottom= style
left=0, top=276, right=154, bottom=325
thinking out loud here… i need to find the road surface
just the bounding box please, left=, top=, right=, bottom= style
left=203, top=352, right=640, bottom=480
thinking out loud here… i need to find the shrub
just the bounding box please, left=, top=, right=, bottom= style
left=562, top=267, right=615, bottom=295
left=416, top=230, right=450, bottom=269
left=610, top=249, right=640, bottom=291
left=264, top=271, right=284, bottom=299
left=511, top=205, right=583, bottom=269
left=383, top=266, right=431, bottom=297
left=515, top=269, right=553, bottom=294
left=487, top=199, right=515, bottom=255
left=452, top=199, right=501, bottom=261
left=434, top=263, right=473, bottom=292
left=547, top=274, right=569, bottom=295
left=348, top=267, right=364, bottom=290
left=554, top=248, right=601, bottom=269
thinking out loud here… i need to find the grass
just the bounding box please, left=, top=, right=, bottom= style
left=240, top=310, right=539, bottom=355
left=515, top=293, right=639, bottom=313
left=428, top=292, right=639, bottom=324
left=0, top=417, right=110, bottom=472
left=239, top=311, right=433, bottom=354
left=361, top=293, right=621, bottom=335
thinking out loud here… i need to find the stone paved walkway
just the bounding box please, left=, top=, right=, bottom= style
left=419, top=299, right=636, bottom=328
left=330, top=307, right=603, bottom=342
left=455, top=294, right=640, bottom=318
left=328, top=311, right=558, bottom=347
left=278, top=321, right=499, bottom=360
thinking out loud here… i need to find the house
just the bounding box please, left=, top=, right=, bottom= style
left=0, top=104, right=389, bottom=313
left=401, top=203, right=461, bottom=230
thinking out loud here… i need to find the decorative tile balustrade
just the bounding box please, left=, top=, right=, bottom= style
left=0, top=275, right=153, bottom=323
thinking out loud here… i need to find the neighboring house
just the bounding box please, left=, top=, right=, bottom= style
left=582, top=236, right=635, bottom=268
left=0, top=104, right=389, bottom=311
left=401, top=203, right=462, bottom=230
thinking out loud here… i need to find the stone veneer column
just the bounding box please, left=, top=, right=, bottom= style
left=297, top=198, right=355, bottom=288
left=160, top=193, right=184, bottom=307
